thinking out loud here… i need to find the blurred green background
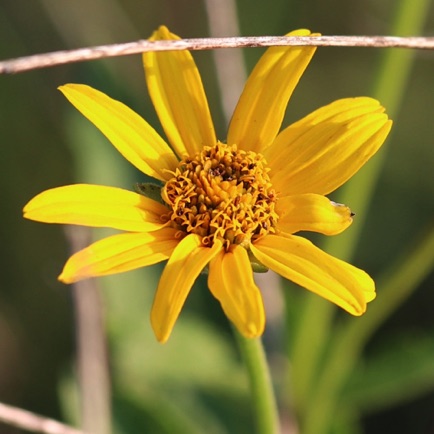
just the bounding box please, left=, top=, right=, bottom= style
left=1, top=0, right=433, bottom=433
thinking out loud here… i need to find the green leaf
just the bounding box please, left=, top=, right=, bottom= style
left=341, top=331, right=434, bottom=412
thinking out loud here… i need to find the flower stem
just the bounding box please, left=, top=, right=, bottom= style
left=233, top=329, right=280, bottom=434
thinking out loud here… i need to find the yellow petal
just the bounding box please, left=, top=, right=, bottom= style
left=59, top=84, right=178, bottom=181
left=59, top=228, right=179, bottom=283
left=251, top=234, right=375, bottom=315
left=143, top=26, right=216, bottom=158
left=266, top=97, right=393, bottom=195
left=227, top=29, right=318, bottom=153
left=23, top=184, right=168, bottom=232
left=276, top=193, right=353, bottom=235
left=208, top=245, right=265, bottom=338
left=151, top=235, right=222, bottom=343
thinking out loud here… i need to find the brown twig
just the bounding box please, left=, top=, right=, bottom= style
left=0, top=35, right=433, bottom=74
left=0, top=402, right=87, bottom=434
left=64, top=226, right=111, bottom=434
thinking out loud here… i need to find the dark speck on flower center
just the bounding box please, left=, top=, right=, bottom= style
left=161, top=142, right=279, bottom=249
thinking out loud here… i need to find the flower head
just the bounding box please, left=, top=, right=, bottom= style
left=24, top=26, right=392, bottom=343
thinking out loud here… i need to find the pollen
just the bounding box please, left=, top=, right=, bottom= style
left=162, top=142, right=279, bottom=248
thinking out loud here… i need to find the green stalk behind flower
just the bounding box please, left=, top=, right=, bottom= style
left=290, top=0, right=432, bottom=432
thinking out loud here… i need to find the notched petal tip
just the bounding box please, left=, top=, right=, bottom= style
left=242, top=322, right=264, bottom=339
left=149, top=25, right=178, bottom=41
left=57, top=83, right=84, bottom=97
left=350, top=305, right=366, bottom=317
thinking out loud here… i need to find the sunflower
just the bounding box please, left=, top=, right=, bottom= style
left=24, top=26, right=392, bottom=343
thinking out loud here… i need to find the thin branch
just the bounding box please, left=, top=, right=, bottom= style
left=0, top=402, right=87, bottom=434
left=1, top=35, right=433, bottom=74
left=65, top=226, right=111, bottom=434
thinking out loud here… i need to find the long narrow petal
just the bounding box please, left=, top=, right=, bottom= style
left=24, top=184, right=168, bottom=232
left=143, top=26, right=216, bottom=158
left=276, top=193, right=353, bottom=235
left=266, top=97, right=393, bottom=195
left=59, top=228, right=180, bottom=283
left=208, top=245, right=265, bottom=338
left=227, top=29, right=318, bottom=153
left=151, top=235, right=222, bottom=343
left=251, top=234, right=375, bottom=315
left=59, top=84, right=178, bottom=181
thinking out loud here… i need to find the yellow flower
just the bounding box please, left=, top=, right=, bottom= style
left=24, top=26, right=392, bottom=343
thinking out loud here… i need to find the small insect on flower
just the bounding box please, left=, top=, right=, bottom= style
left=24, top=25, right=392, bottom=343
left=331, top=200, right=356, bottom=217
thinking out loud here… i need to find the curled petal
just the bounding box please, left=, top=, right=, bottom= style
left=276, top=193, right=353, bottom=235
left=251, top=234, right=375, bottom=315
left=23, top=184, right=168, bottom=232
left=144, top=26, right=216, bottom=158
left=208, top=245, right=265, bottom=338
left=266, top=97, right=393, bottom=195
left=227, top=29, right=318, bottom=153
left=59, top=228, right=179, bottom=283
left=59, top=84, right=178, bottom=181
left=151, top=235, right=222, bottom=343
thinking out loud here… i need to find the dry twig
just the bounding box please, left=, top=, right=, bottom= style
left=1, top=35, right=433, bottom=74
left=0, top=402, right=87, bottom=434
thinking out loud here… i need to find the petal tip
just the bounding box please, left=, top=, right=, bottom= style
left=57, top=83, right=78, bottom=94
left=58, top=259, right=87, bottom=284
left=58, top=271, right=73, bottom=284
left=151, top=318, right=171, bottom=344
left=247, top=321, right=265, bottom=338
left=150, top=25, right=176, bottom=41
left=234, top=321, right=264, bottom=339
left=156, top=333, right=169, bottom=344
left=157, top=25, right=170, bottom=34
left=350, top=308, right=365, bottom=317
left=22, top=205, right=31, bottom=218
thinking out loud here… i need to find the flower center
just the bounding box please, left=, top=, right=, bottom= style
left=162, top=142, right=278, bottom=248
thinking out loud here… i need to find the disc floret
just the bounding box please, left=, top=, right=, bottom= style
left=162, top=142, right=279, bottom=248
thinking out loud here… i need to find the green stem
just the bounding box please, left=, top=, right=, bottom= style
left=233, top=329, right=280, bottom=434
left=291, top=0, right=431, bottom=431
left=299, top=0, right=432, bottom=432
left=304, top=225, right=434, bottom=434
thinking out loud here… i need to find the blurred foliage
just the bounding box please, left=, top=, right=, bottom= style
left=1, top=0, right=433, bottom=433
